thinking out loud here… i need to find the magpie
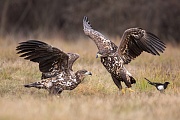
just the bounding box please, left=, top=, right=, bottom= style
left=144, top=78, right=170, bottom=93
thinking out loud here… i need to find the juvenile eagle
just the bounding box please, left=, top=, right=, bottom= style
left=83, top=16, right=166, bottom=93
left=16, top=40, right=92, bottom=95
left=145, top=78, right=170, bottom=93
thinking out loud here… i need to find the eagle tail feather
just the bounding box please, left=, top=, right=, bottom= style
left=130, top=76, right=136, bottom=84
left=24, top=82, right=44, bottom=89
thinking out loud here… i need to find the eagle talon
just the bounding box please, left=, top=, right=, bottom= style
left=127, top=88, right=135, bottom=92
left=121, top=88, right=126, bottom=94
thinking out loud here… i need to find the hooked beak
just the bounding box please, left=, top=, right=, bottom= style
left=96, top=53, right=102, bottom=58
left=85, top=71, right=92, bottom=76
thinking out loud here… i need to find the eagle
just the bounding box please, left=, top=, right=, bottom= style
left=83, top=16, right=166, bottom=93
left=145, top=78, right=170, bottom=93
left=16, top=40, right=92, bottom=95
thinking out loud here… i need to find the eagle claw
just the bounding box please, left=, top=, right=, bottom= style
left=121, top=88, right=126, bottom=94
left=127, top=88, right=135, bottom=92
left=120, top=88, right=135, bottom=94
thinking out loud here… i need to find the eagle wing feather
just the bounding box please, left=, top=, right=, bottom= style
left=83, top=16, right=118, bottom=55
left=117, top=28, right=166, bottom=64
left=16, top=40, right=69, bottom=73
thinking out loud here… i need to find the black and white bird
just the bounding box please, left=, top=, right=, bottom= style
left=16, top=40, right=92, bottom=95
left=83, top=16, right=166, bottom=93
left=145, top=78, right=170, bottom=92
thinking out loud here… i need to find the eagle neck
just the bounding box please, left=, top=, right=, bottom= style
left=75, top=72, right=82, bottom=84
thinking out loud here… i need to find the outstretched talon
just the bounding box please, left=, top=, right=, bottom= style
left=127, top=88, right=135, bottom=92
left=121, top=88, right=126, bottom=94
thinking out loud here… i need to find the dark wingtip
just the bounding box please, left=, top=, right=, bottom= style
left=145, top=32, right=166, bottom=55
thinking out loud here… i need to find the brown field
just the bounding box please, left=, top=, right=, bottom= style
left=0, top=36, right=180, bottom=120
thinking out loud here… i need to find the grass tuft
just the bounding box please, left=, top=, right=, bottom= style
left=0, top=36, right=180, bottom=120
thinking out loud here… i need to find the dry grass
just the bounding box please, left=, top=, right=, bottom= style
left=0, top=36, right=180, bottom=120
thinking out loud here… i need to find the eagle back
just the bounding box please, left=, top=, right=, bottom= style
left=42, top=71, right=78, bottom=91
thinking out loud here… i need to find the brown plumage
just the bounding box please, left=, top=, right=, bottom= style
left=16, top=40, right=92, bottom=95
left=83, top=16, right=165, bottom=92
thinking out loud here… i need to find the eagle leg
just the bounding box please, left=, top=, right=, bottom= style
left=121, top=74, right=135, bottom=93
left=49, top=87, right=62, bottom=95
left=111, top=75, right=122, bottom=91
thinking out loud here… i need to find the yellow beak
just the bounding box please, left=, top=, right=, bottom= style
left=85, top=71, right=92, bottom=76
left=96, top=53, right=102, bottom=58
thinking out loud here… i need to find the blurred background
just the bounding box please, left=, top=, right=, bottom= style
left=0, top=0, right=179, bottom=42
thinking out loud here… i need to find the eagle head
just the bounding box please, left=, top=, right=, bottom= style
left=75, top=69, right=92, bottom=82
left=96, top=51, right=110, bottom=58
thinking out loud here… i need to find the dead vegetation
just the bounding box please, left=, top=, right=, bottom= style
left=0, top=36, right=180, bottom=120
left=0, top=0, right=179, bottom=41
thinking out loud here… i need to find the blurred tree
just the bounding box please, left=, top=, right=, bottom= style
left=0, top=0, right=179, bottom=42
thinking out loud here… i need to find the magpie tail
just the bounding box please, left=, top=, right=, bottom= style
left=144, top=78, right=154, bottom=85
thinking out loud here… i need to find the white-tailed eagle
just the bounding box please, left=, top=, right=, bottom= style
left=16, top=40, right=92, bottom=95
left=83, top=16, right=165, bottom=93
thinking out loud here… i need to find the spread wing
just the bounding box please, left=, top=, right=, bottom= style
left=67, top=53, right=79, bottom=71
left=41, top=53, right=79, bottom=79
left=16, top=40, right=69, bottom=73
left=83, top=16, right=117, bottom=55
left=117, top=28, right=166, bottom=64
